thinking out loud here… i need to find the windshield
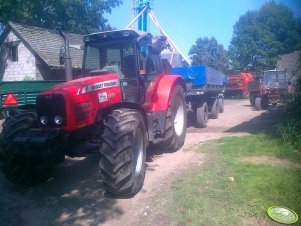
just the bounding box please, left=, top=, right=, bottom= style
left=263, top=71, right=286, bottom=84
left=84, top=40, right=136, bottom=78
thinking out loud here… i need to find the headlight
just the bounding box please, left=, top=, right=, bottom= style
left=54, top=115, right=63, bottom=125
left=40, top=116, right=48, bottom=125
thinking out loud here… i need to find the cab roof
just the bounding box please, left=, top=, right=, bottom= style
left=83, top=29, right=151, bottom=43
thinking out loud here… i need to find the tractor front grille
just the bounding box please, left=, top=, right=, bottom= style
left=36, top=94, right=66, bottom=127
left=74, top=102, right=90, bottom=122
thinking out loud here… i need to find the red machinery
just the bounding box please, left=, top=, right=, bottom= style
left=248, top=70, right=293, bottom=110
left=0, top=30, right=187, bottom=197
left=225, top=72, right=255, bottom=98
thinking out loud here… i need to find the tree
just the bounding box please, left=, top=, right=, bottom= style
left=189, top=37, right=228, bottom=73
left=229, top=1, right=301, bottom=75
left=0, top=0, right=122, bottom=34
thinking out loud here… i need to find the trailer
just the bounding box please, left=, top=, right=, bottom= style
left=225, top=72, right=255, bottom=98
left=171, top=65, right=226, bottom=128
left=0, top=80, right=64, bottom=119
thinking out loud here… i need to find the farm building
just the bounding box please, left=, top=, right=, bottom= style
left=277, top=50, right=301, bottom=81
left=0, top=22, right=83, bottom=81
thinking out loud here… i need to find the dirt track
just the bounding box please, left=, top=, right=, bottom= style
left=0, top=99, right=272, bottom=226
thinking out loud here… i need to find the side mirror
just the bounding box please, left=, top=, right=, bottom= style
left=149, top=36, right=167, bottom=54
left=59, top=46, right=65, bottom=65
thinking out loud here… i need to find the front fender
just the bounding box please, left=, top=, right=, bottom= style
left=151, top=75, right=186, bottom=112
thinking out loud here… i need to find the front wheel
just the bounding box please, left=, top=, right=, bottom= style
left=157, top=84, right=187, bottom=151
left=99, top=108, right=146, bottom=197
left=0, top=111, right=54, bottom=184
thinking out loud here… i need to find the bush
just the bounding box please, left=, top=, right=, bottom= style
left=277, top=120, right=301, bottom=149
left=279, top=79, right=301, bottom=149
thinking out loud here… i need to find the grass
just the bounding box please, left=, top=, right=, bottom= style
left=168, top=135, right=301, bottom=226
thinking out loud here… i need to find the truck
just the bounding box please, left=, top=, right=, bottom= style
left=248, top=69, right=293, bottom=110
left=171, top=65, right=225, bottom=128
left=0, top=80, right=63, bottom=119
left=0, top=29, right=187, bottom=197
left=225, top=72, right=255, bottom=98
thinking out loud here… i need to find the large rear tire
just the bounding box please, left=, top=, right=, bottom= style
left=0, top=112, right=54, bottom=184
left=255, top=97, right=262, bottom=110
left=99, top=108, right=146, bottom=197
left=210, top=99, right=220, bottom=119
left=157, top=84, right=187, bottom=151
left=196, top=101, right=208, bottom=128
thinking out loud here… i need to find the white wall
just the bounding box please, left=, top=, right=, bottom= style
left=2, top=31, right=38, bottom=81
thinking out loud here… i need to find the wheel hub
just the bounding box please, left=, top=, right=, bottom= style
left=174, top=100, right=185, bottom=136
left=133, top=128, right=143, bottom=176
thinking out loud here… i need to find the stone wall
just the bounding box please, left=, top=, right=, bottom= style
left=1, top=31, right=39, bottom=81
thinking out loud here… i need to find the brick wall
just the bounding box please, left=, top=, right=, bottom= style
left=1, top=31, right=39, bottom=81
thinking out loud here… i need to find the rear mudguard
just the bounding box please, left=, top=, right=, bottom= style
left=151, top=75, right=186, bottom=112
left=146, top=75, right=186, bottom=144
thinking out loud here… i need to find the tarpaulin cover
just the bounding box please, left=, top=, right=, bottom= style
left=171, top=65, right=226, bottom=86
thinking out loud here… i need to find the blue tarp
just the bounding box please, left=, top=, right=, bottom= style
left=171, top=65, right=226, bottom=86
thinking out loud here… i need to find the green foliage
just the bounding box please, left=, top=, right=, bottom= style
left=189, top=36, right=229, bottom=73
left=229, top=1, right=301, bottom=75
left=0, top=0, right=122, bottom=34
left=277, top=121, right=301, bottom=149
left=280, top=78, right=301, bottom=150
left=23, top=75, right=35, bottom=81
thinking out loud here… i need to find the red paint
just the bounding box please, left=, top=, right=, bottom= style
left=40, top=74, right=122, bottom=131
left=149, top=74, right=183, bottom=111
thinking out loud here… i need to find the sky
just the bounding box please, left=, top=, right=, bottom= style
left=105, top=0, right=301, bottom=61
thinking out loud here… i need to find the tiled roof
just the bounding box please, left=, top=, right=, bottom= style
left=8, top=21, right=83, bottom=69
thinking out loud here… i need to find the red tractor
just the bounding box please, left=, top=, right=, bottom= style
left=248, top=70, right=293, bottom=110
left=0, top=30, right=187, bottom=197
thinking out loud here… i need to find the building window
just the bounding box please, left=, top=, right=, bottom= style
left=6, top=41, right=20, bottom=62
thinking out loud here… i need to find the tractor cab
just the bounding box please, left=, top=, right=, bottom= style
left=82, top=29, right=166, bottom=104
left=262, top=70, right=290, bottom=95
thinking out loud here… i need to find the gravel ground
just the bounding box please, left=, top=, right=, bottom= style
left=0, top=99, right=271, bottom=226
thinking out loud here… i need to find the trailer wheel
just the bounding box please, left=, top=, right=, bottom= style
left=0, top=112, right=54, bottom=184
left=210, top=99, right=220, bottom=119
left=99, top=108, right=146, bottom=197
left=218, top=98, right=224, bottom=113
left=157, top=84, right=187, bottom=151
left=196, top=102, right=208, bottom=128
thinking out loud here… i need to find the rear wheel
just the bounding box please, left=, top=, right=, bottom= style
left=0, top=112, right=54, bottom=184
left=99, top=108, right=146, bottom=197
left=157, top=84, right=187, bottom=151
left=210, top=99, right=219, bottom=119
left=196, top=101, right=208, bottom=128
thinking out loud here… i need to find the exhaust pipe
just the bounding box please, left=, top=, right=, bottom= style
left=59, top=30, right=73, bottom=81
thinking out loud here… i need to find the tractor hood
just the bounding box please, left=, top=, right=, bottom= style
left=36, top=73, right=123, bottom=131
left=40, top=73, right=120, bottom=96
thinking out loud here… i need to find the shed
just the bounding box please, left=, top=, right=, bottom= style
left=0, top=21, right=83, bottom=81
